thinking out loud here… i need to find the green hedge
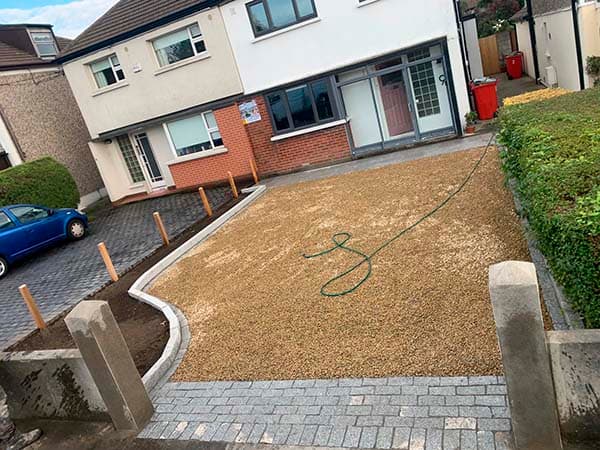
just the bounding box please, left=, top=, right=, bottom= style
left=0, top=157, right=80, bottom=209
left=498, top=88, right=600, bottom=327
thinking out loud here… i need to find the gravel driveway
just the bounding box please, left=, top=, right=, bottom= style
left=0, top=187, right=231, bottom=350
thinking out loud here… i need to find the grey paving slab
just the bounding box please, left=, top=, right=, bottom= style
left=145, top=376, right=512, bottom=448
left=0, top=187, right=231, bottom=349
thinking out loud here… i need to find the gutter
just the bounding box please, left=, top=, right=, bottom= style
left=525, top=0, right=541, bottom=82
left=571, top=0, right=586, bottom=90
left=453, top=0, right=474, bottom=112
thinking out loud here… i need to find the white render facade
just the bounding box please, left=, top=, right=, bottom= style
left=61, top=0, right=473, bottom=202
left=221, top=0, right=471, bottom=150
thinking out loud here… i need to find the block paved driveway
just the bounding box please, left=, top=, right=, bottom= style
left=142, top=376, right=514, bottom=449
left=0, top=187, right=231, bottom=350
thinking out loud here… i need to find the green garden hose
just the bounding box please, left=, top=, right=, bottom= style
left=303, top=133, right=497, bottom=297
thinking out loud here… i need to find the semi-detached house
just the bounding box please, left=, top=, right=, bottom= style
left=59, top=0, right=472, bottom=203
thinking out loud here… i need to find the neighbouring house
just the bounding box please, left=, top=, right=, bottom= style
left=59, top=0, right=472, bottom=203
left=513, top=0, right=600, bottom=90
left=0, top=24, right=106, bottom=208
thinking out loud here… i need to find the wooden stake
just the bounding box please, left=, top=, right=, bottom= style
left=98, top=242, right=119, bottom=282
left=19, top=284, right=47, bottom=330
left=198, top=187, right=213, bottom=217
left=250, top=159, right=259, bottom=184
left=228, top=171, right=239, bottom=199
left=153, top=212, right=170, bottom=246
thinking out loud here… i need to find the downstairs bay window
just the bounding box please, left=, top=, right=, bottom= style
left=266, top=78, right=338, bottom=134
left=166, top=111, right=223, bottom=157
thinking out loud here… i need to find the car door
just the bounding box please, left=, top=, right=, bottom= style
left=0, top=210, right=28, bottom=260
left=8, top=206, right=64, bottom=251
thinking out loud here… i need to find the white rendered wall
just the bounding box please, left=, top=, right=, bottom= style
left=89, top=141, right=148, bottom=202
left=463, top=17, right=484, bottom=79
left=0, top=113, right=22, bottom=166
left=580, top=2, right=600, bottom=89
left=515, top=21, right=535, bottom=78
left=89, top=122, right=181, bottom=202
left=220, top=0, right=470, bottom=129
left=63, top=7, right=243, bottom=139
left=534, top=8, right=581, bottom=90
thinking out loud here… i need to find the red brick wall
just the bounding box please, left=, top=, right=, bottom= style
left=246, top=96, right=351, bottom=176
left=168, top=104, right=256, bottom=189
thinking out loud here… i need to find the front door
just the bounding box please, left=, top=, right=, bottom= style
left=407, top=45, right=454, bottom=135
left=374, top=62, right=414, bottom=139
left=132, top=133, right=165, bottom=189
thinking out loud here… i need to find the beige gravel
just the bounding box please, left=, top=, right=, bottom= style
left=150, top=147, right=531, bottom=381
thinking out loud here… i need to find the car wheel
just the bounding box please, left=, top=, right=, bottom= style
left=0, top=257, right=8, bottom=278
left=67, top=219, right=86, bottom=240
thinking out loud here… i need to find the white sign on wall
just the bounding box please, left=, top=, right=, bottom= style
left=239, top=100, right=261, bottom=124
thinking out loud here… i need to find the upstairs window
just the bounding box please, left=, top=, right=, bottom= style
left=152, top=24, right=207, bottom=67
left=166, top=111, right=223, bottom=157
left=266, top=78, right=337, bottom=134
left=91, top=54, right=125, bottom=89
left=247, top=0, right=317, bottom=37
left=30, top=31, right=58, bottom=57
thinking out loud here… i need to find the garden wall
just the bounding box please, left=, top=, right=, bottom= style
left=0, top=349, right=108, bottom=421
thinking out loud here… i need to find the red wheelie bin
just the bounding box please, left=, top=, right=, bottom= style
left=505, top=52, right=524, bottom=80
left=470, top=79, right=498, bottom=121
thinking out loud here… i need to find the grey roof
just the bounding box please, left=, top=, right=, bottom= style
left=60, top=0, right=217, bottom=61
left=531, top=0, right=571, bottom=16
left=511, top=6, right=529, bottom=22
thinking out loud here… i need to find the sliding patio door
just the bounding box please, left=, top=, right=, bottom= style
left=338, top=68, right=383, bottom=149
left=337, top=42, right=456, bottom=155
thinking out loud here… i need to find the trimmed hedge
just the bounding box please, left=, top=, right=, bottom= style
left=498, top=88, right=600, bottom=327
left=0, top=157, right=80, bottom=209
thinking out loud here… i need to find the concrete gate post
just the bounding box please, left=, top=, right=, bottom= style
left=547, top=330, right=600, bottom=443
left=488, top=261, right=563, bottom=450
left=65, top=301, right=153, bottom=431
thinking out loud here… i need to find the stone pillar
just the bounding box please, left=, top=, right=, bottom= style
left=65, top=301, right=153, bottom=431
left=489, top=261, right=563, bottom=450
left=547, top=330, right=600, bottom=443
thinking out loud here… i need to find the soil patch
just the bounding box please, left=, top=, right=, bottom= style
left=151, top=148, right=534, bottom=381
left=8, top=193, right=246, bottom=377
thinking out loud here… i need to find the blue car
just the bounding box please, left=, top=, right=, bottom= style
left=0, top=204, right=88, bottom=277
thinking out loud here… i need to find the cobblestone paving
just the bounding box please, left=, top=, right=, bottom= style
left=142, top=376, right=514, bottom=449
left=0, top=188, right=231, bottom=350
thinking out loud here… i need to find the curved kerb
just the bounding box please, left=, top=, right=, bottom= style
left=128, top=184, right=267, bottom=393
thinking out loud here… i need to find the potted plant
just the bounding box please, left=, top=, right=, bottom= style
left=465, top=111, right=478, bottom=134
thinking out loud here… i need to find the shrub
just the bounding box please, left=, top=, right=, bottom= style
left=498, top=88, right=600, bottom=327
left=0, top=157, right=80, bottom=209
left=586, top=56, right=600, bottom=87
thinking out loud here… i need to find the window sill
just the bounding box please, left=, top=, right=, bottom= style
left=357, top=0, right=382, bottom=7
left=154, top=52, right=211, bottom=76
left=92, top=81, right=129, bottom=97
left=271, top=119, right=348, bottom=142
left=166, top=147, right=228, bottom=165
left=252, top=17, right=321, bottom=44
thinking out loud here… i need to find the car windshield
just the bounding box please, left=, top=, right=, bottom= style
left=9, top=206, right=49, bottom=224
left=0, top=211, right=15, bottom=230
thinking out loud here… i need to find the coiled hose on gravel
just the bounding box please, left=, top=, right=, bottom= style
left=303, top=133, right=497, bottom=298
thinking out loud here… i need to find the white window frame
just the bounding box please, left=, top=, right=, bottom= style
left=90, top=54, right=125, bottom=89
left=164, top=110, right=223, bottom=159
left=152, top=23, right=207, bottom=68
left=28, top=29, right=58, bottom=58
